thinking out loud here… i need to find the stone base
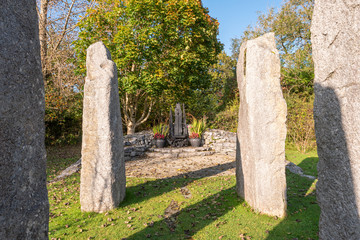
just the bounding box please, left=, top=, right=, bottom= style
left=167, top=137, right=189, bottom=147
left=145, top=146, right=215, bottom=158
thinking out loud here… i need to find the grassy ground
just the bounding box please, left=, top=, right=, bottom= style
left=47, top=146, right=319, bottom=239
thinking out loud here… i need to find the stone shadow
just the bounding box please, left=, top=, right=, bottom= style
left=124, top=187, right=242, bottom=239
left=298, top=157, right=318, bottom=177
left=265, top=168, right=319, bottom=239
left=114, top=162, right=239, bottom=238
left=313, top=85, right=360, bottom=238
left=122, top=162, right=235, bottom=207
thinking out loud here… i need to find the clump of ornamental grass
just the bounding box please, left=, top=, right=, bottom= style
left=152, top=123, right=169, bottom=139
left=189, top=118, right=207, bottom=138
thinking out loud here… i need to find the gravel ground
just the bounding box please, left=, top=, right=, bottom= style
left=126, top=154, right=236, bottom=179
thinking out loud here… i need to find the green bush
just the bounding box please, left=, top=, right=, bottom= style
left=286, top=94, right=316, bottom=152
left=210, top=97, right=239, bottom=132
left=45, top=116, right=82, bottom=146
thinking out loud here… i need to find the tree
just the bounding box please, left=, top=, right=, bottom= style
left=231, top=0, right=314, bottom=96
left=37, top=0, right=93, bottom=144
left=74, top=0, right=222, bottom=134
left=209, top=51, right=237, bottom=109
left=230, top=0, right=316, bottom=150
left=37, top=0, right=92, bottom=78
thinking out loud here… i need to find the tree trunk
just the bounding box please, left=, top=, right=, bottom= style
left=126, top=123, right=136, bottom=135
left=122, top=91, right=154, bottom=135
left=39, top=0, right=49, bottom=78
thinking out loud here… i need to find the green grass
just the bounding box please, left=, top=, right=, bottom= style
left=47, top=147, right=320, bottom=239
left=286, top=146, right=318, bottom=177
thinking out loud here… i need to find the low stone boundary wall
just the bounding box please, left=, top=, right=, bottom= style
left=124, top=129, right=236, bottom=160
left=203, top=129, right=236, bottom=157
left=123, top=131, right=153, bottom=160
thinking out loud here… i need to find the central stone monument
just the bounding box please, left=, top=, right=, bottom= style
left=168, top=103, right=189, bottom=147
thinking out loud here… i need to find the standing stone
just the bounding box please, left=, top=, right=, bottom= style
left=0, top=0, right=49, bottom=239
left=236, top=33, right=287, bottom=217
left=80, top=42, right=126, bottom=212
left=311, top=1, right=360, bottom=238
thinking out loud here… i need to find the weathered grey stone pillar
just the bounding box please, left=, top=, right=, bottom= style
left=80, top=42, right=126, bottom=212
left=236, top=33, right=287, bottom=218
left=311, top=1, right=360, bottom=239
left=0, top=0, right=49, bottom=239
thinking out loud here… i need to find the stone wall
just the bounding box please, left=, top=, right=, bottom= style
left=124, top=130, right=153, bottom=160
left=203, top=129, right=236, bottom=157
left=123, top=129, right=236, bottom=160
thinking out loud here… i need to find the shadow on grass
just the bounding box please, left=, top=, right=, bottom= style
left=48, top=162, right=238, bottom=236
left=121, top=162, right=235, bottom=208
left=266, top=170, right=320, bottom=239
left=116, top=162, right=241, bottom=239
left=298, top=157, right=319, bottom=177
left=124, top=186, right=242, bottom=240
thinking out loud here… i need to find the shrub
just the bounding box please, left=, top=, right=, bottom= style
left=286, top=94, right=316, bottom=152
left=210, top=97, right=239, bottom=132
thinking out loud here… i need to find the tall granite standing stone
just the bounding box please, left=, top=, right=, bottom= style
left=0, top=0, right=49, bottom=239
left=311, top=1, right=360, bottom=238
left=236, top=33, right=287, bottom=217
left=80, top=42, right=126, bottom=212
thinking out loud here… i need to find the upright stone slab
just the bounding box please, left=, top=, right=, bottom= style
left=0, top=0, right=49, bottom=238
left=311, top=1, right=360, bottom=238
left=80, top=42, right=126, bottom=212
left=236, top=33, right=287, bottom=217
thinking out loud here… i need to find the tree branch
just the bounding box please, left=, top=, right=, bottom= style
left=136, top=99, right=154, bottom=126
left=53, top=0, right=76, bottom=51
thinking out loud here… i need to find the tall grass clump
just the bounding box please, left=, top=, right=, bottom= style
left=189, top=117, right=207, bottom=138
left=152, top=123, right=169, bottom=136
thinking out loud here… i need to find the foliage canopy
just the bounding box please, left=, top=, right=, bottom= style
left=74, top=0, right=222, bottom=133
left=231, top=0, right=314, bottom=97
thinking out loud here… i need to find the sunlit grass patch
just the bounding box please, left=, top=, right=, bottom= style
left=47, top=148, right=320, bottom=239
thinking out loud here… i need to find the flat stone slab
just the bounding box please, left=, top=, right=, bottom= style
left=148, top=146, right=211, bottom=153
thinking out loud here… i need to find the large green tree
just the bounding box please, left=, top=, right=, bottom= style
left=232, top=0, right=314, bottom=96
left=209, top=51, right=237, bottom=109
left=74, top=0, right=222, bottom=134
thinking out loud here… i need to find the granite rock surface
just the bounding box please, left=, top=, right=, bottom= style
left=311, top=1, right=360, bottom=238
left=0, top=0, right=49, bottom=238
left=80, top=42, right=126, bottom=212
left=236, top=33, right=287, bottom=218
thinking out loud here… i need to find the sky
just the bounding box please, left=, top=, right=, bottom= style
left=202, top=0, right=284, bottom=55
